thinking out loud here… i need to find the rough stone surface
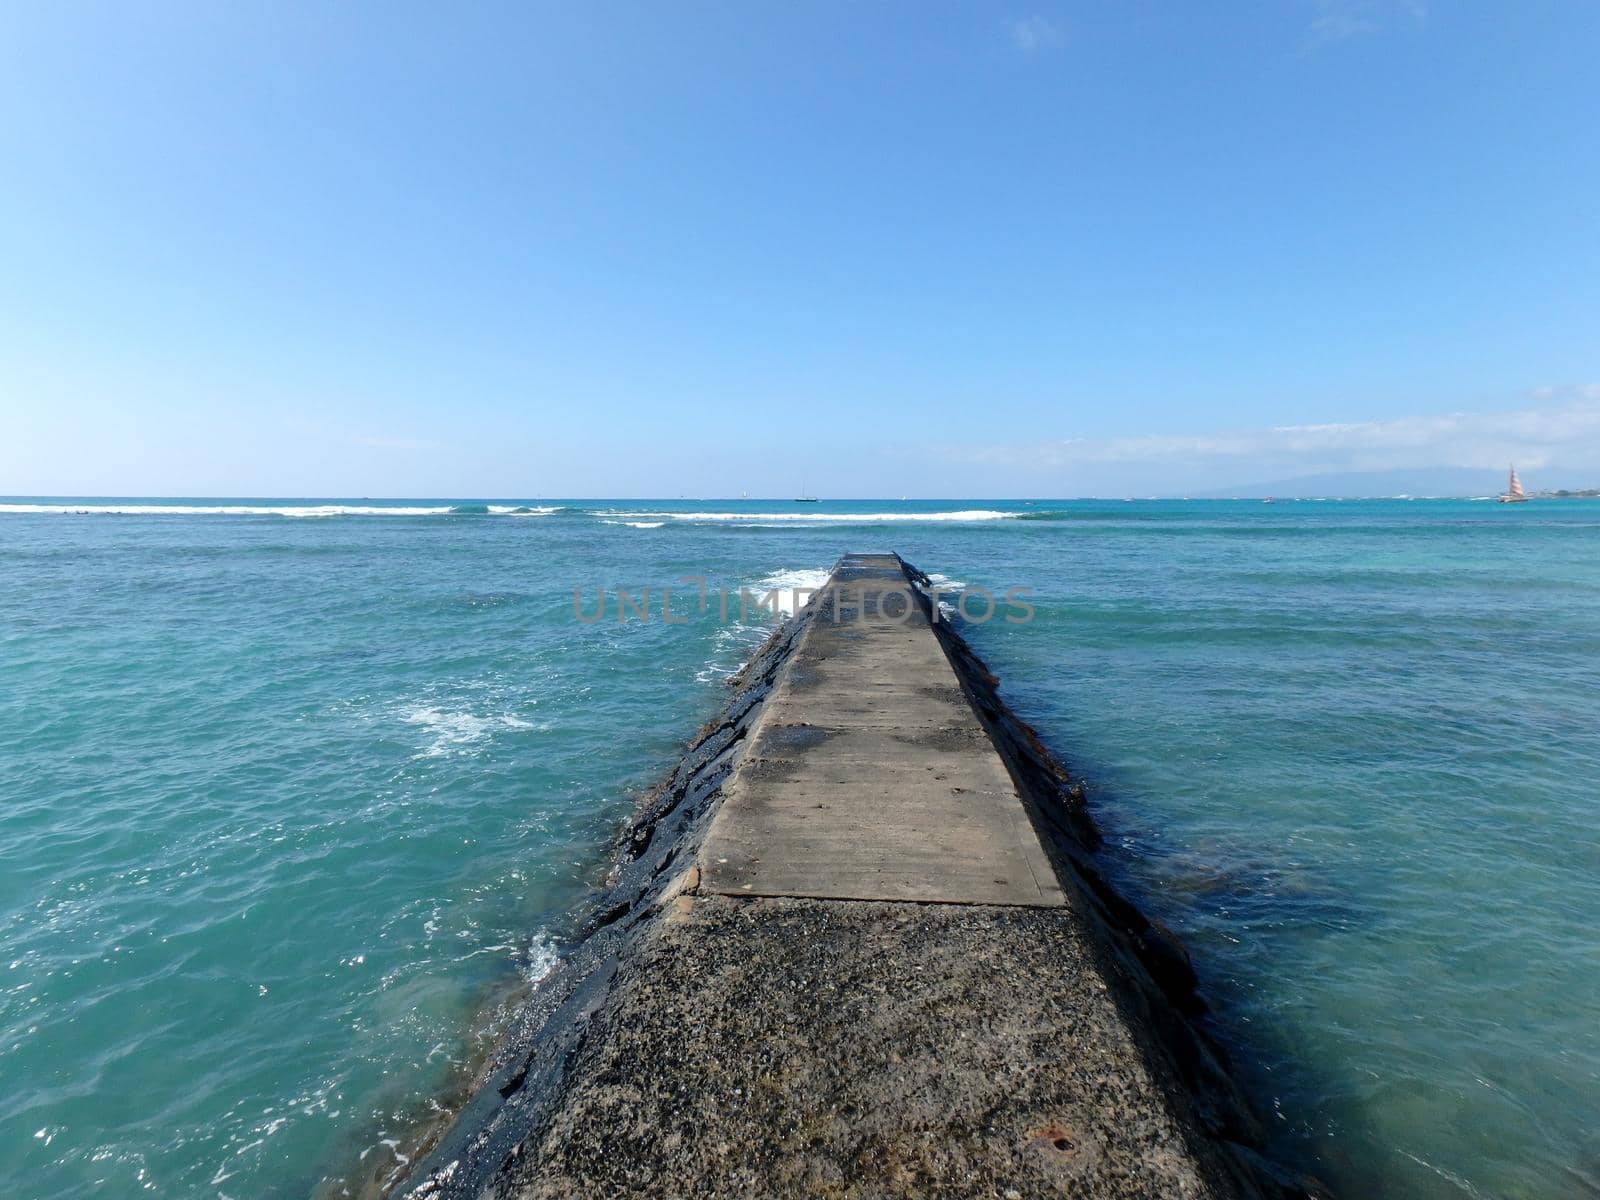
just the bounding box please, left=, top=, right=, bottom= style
left=505, top=895, right=1231, bottom=1200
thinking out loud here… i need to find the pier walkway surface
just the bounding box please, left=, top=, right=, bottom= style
left=700, top=553, right=1063, bottom=908
left=400, top=556, right=1277, bottom=1200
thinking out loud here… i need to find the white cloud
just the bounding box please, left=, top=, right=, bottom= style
left=936, top=388, right=1600, bottom=481
left=1007, top=15, right=1063, bottom=53
left=1305, top=0, right=1426, bottom=48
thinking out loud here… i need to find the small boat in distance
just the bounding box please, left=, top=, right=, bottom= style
left=1498, top=465, right=1530, bottom=504
left=794, top=479, right=819, bottom=502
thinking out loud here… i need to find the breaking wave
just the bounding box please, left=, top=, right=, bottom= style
left=601, top=509, right=1015, bottom=524
left=745, top=566, right=834, bottom=615
left=0, top=503, right=561, bottom=518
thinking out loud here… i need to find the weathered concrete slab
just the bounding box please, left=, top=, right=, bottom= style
left=699, top=555, right=1065, bottom=908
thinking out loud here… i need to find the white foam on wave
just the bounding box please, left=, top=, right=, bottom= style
left=921, top=572, right=967, bottom=618
left=691, top=566, right=831, bottom=684
left=0, top=503, right=559, bottom=517
left=743, top=567, right=963, bottom=617
left=746, top=566, right=835, bottom=615
left=524, top=933, right=559, bottom=984
left=6, top=502, right=1011, bottom=522
left=604, top=509, right=1015, bottom=524
left=400, top=705, right=543, bottom=758
left=694, top=626, right=755, bottom=684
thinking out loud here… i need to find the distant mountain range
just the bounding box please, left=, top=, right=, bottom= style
left=1198, top=468, right=1513, bottom=499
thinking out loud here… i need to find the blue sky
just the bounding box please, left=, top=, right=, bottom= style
left=2, top=1, right=1597, bottom=497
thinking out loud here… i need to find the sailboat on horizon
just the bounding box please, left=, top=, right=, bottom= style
left=1498, top=464, right=1529, bottom=504
left=794, top=477, right=819, bottom=503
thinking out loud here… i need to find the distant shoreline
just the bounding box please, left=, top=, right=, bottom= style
left=4, top=493, right=1600, bottom=511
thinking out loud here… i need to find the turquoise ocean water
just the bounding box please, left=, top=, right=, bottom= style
left=3, top=498, right=1597, bottom=1199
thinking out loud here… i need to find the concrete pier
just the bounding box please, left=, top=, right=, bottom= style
left=701, top=553, right=1062, bottom=907
left=393, top=555, right=1307, bottom=1200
